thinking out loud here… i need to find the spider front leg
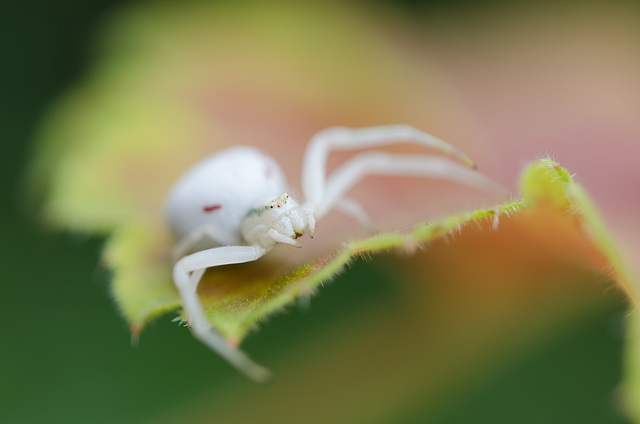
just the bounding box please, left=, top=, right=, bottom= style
left=301, top=125, right=478, bottom=208
left=173, top=244, right=273, bottom=383
left=315, top=151, right=505, bottom=217
left=334, top=197, right=375, bottom=230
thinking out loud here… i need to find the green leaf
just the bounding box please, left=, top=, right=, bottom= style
left=99, top=198, right=517, bottom=342
left=89, top=157, right=635, bottom=349
left=521, top=158, right=637, bottom=304
left=104, top=222, right=179, bottom=336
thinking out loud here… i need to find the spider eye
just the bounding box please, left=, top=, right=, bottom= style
left=203, top=204, right=222, bottom=213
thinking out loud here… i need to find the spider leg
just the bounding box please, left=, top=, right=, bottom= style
left=267, top=229, right=302, bottom=247
left=334, top=196, right=375, bottom=230
left=172, top=224, right=241, bottom=260
left=301, top=125, right=477, bottom=207
left=316, top=151, right=505, bottom=218
left=173, top=244, right=273, bottom=383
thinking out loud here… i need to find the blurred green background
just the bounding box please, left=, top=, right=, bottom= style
left=0, top=1, right=633, bottom=423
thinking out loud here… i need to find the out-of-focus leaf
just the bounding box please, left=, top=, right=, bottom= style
left=67, top=154, right=638, bottom=350
left=626, top=313, right=640, bottom=422
left=104, top=222, right=179, bottom=335
left=520, top=158, right=637, bottom=303
left=29, top=1, right=636, bottom=397
left=145, top=157, right=633, bottom=424
left=183, top=158, right=634, bottom=343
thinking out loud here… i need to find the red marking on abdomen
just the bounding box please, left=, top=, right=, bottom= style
left=202, top=204, right=222, bottom=213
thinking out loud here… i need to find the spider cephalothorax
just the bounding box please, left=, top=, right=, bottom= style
left=240, top=193, right=316, bottom=248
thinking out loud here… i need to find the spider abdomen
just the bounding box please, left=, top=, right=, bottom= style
left=165, top=146, right=288, bottom=245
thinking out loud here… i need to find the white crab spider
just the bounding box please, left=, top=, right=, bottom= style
left=166, top=125, right=500, bottom=383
